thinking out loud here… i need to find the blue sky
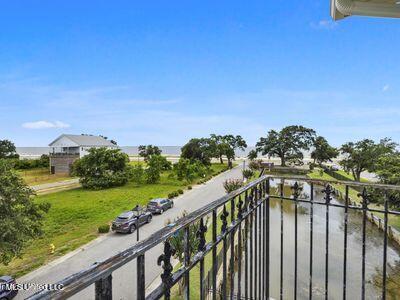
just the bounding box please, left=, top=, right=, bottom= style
left=1, top=1, right=399, bottom=147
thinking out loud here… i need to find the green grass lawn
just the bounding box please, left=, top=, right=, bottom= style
left=0, top=163, right=228, bottom=278
left=334, top=170, right=370, bottom=183
left=308, top=169, right=400, bottom=231
left=18, top=168, right=73, bottom=186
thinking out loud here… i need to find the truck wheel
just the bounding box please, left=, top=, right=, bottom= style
left=160, top=208, right=164, bottom=214
left=128, top=224, right=136, bottom=234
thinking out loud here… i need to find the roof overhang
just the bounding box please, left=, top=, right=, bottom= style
left=331, top=0, right=400, bottom=20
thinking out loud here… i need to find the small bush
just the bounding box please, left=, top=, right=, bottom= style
left=242, top=169, right=254, bottom=180
left=223, top=178, right=243, bottom=194
left=98, top=224, right=110, bottom=233
left=248, top=160, right=261, bottom=171
left=178, top=189, right=184, bottom=194
left=168, top=191, right=180, bottom=198
left=187, top=186, right=192, bottom=190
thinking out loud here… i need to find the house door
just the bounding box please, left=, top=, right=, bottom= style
left=51, top=166, right=55, bottom=174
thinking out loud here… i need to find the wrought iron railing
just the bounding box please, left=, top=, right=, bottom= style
left=27, top=175, right=400, bottom=300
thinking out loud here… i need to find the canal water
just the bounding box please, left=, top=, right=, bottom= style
left=235, top=180, right=400, bottom=299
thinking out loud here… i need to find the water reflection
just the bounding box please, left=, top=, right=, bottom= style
left=236, top=180, right=400, bottom=299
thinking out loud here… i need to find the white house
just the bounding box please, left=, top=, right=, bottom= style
left=48, top=134, right=118, bottom=174
left=331, top=0, right=400, bottom=20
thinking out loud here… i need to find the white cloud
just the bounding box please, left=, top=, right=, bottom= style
left=310, top=20, right=338, bottom=30
left=22, top=120, right=70, bottom=129
left=383, top=84, right=390, bottom=92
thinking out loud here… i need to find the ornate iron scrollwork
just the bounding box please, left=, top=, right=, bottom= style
left=157, top=240, right=176, bottom=298
left=291, top=182, right=302, bottom=199
left=220, top=205, right=229, bottom=233
left=322, top=184, right=333, bottom=204
left=197, top=218, right=207, bottom=252
left=237, top=195, right=244, bottom=219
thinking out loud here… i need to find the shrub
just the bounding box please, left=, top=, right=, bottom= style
left=168, top=191, right=179, bottom=198
left=178, top=189, right=184, bottom=194
left=98, top=224, right=110, bottom=233
left=187, top=186, right=192, bottom=190
left=248, top=160, right=261, bottom=171
left=131, top=164, right=144, bottom=184
left=242, top=169, right=254, bottom=180
left=11, top=154, right=50, bottom=170
left=173, top=158, right=207, bottom=183
left=223, top=178, right=243, bottom=194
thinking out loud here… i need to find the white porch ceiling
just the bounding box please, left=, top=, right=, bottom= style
left=331, top=0, right=400, bottom=20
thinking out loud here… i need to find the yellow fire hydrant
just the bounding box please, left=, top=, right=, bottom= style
left=49, top=243, right=55, bottom=254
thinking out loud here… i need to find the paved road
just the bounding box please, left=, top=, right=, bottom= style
left=31, top=178, right=80, bottom=193
left=18, top=166, right=243, bottom=300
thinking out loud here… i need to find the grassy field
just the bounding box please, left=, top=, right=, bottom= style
left=18, top=168, right=72, bottom=186
left=0, top=163, right=228, bottom=278
left=308, top=169, right=400, bottom=231
left=334, top=169, right=370, bottom=183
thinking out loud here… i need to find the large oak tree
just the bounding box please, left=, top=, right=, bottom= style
left=340, top=138, right=397, bottom=182
left=256, top=125, right=316, bottom=166
left=180, top=138, right=216, bottom=166
left=311, top=136, right=338, bottom=166
left=210, top=134, right=247, bottom=168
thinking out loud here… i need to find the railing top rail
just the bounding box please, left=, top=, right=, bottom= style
left=265, top=174, right=400, bottom=191
left=28, top=175, right=268, bottom=300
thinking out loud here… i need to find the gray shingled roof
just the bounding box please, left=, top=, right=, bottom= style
left=50, top=134, right=116, bottom=147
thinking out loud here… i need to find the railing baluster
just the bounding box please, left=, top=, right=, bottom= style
left=197, top=218, right=207, bottom=300
left=359, top=188, right=369, bottom=300
left=249, top=189, right=254, bottom=299
left=237, top=195, right=244, bottom=300
left=244, top=190, right=249, bottom=300
left=137, top=255, right=145, bottom=300
left=382, top=192, right=388, bottom=300
left=309, top=182, right=314, bottom=300
left=95, top=274, right=112, bottom=300
left=258, top=186, right=262, bottom=298
left=343, top=185, right=349, bottom=300
left=212, top=209, right=217, bottom=300
left=262, top=182, right=266, bottom=299
left=254, top=186, right=258, bottom=300
left=184, top=227, right=190, bottom=300
left=323, top=185, right=333, bottom=300
left=266, top=179, right=270, bottom=298
left=292, top=182, right=302, bottom=300
left=221, top=205, right=229, bottom=299
left=230, top=198, right=235, bottom=299
left=280, top=181, right=284, bottom=300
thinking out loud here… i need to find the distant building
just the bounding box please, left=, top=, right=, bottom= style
left=48, top=134, right=117, bottom=174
